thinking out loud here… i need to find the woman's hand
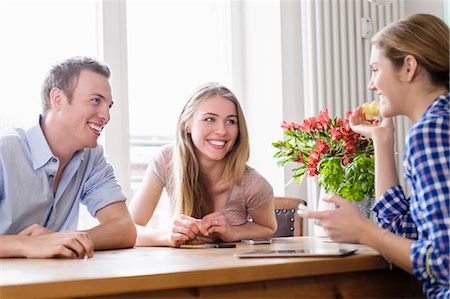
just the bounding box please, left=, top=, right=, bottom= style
left=202, top=212, right=237, bottom=243
left=300, top=195, right=373, bottom=244
left=350, top=106, right=394, bottom=143
left=168, top=215, right=209, bottom=247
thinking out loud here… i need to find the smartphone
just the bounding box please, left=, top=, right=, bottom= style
left=204, top=243, right=236, bottom=248
left=241, top=239, right=272, bottom=245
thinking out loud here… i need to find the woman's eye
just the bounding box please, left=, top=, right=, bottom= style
left=204, top=117, right=214, bottom=122
left=371, top=68, right=378, bottom=74
left=226, top=119, right=237, bottom=125
left=92, top=97, right=101, bottom=103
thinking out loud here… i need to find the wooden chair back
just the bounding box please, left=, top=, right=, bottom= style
left=273, top=196, right=307, bottom=237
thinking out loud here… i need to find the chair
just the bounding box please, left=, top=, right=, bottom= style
left=273, top=196, right=307, bottom=237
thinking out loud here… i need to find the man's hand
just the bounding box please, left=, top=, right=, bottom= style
left=12, top=230, right=95, bottom=259
left=18, top=223, right=52, bottom=237
left=26, top=231, right=94, bottom=258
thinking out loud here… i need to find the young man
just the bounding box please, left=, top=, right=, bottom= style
left=0, top=57, right=136, bottom=258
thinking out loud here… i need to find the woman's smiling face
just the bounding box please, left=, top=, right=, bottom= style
left=187, top=94, right=239, bottom=164
left=368, top=46, right=405, bottom=118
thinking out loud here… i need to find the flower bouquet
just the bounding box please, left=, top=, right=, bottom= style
left=272, top=109, right=377, bottom=201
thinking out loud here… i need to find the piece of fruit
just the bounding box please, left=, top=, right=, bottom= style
left=362, top=101, right=380, bottom=119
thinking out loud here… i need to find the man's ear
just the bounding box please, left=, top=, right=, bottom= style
left=49, top=87, right=64, bottom=110
left=402, top=54, right=418, bottom=82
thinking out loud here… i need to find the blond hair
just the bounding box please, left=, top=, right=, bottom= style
left=372, top=13, right=449, bottom=90
left=172, top=82, right=249, bottom=218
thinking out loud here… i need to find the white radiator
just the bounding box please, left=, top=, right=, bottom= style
left=299, top=0, right=410, bottom=235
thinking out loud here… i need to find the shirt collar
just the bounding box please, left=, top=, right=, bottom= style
left=25, top=115, right=87, bottom=170
left=25, top=116, right=54, bottom=170
left=423, top=92, right=450, bottom=118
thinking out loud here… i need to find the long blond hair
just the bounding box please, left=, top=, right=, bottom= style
left=372, top=13, right=449, bottom=90
left=172, top=82, right=249, bottom=218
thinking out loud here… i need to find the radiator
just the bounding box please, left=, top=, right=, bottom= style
left=299, top=0, right=410, bottom=235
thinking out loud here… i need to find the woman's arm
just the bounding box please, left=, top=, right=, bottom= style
left=129, top=168, right=208, bottom=247
left=350, top=109, right=399, bottom=198
left=129, top=167, right=166, bottom=246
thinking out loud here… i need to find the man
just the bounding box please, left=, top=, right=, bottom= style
left=0, top=57, right=136, bottom=258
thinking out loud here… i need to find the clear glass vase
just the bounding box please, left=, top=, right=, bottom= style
left=314, top=187, right=335, bottom=237
left=353, top=195, right=374, bottom=220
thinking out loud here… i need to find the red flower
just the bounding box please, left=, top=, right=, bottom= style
left=281, top=121, right=301, bottom=132
left=273, top=108, right=375, bottom=201
left=299, top=117, right=316, bottom=133
left=316, top=140, right=329, bottom=154
left=273, top=108, right=374, bottom=180
left=331, top=127, right=342, bottom=141
left=341, top=155, right=351, bottom=166
left=317, top=109, right=331, bottom=131
left=296, top=153, right=305, bottom=163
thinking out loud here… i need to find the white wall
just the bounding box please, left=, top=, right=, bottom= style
left=404, top=0, right=444, bottom=17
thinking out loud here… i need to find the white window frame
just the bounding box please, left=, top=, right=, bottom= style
left=100, top=0, right=132, bottom=200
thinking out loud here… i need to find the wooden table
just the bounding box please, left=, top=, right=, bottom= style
left=0, top=237, right=424, bottom=298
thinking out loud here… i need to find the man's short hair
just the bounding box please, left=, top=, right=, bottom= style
left=41, top=57, right=111, bottom=117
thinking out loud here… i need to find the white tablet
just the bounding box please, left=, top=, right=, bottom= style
left=234, top=248, right=357, bottom=258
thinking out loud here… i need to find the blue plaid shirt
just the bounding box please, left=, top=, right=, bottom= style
left=373, top=93, right=450, bottom=299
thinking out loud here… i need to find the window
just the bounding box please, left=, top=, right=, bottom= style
left=0, top=0, right=233, bottom=230
left=126, top=1, right=232, bottom=228
left=0, top=1, right=100, bottom=129
left=0, top=1, right=100, bottom=229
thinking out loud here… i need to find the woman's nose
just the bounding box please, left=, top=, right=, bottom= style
left=367, top=77, right=376, bottom=90
left=214, top=122, right=227, bottom=135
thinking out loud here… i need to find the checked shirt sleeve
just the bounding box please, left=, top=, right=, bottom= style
left=406, top=113, right=450, bottom=297
left=373, top=185, right=418, bottom=238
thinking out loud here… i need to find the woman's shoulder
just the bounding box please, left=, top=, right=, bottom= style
left=154, top=143, right=174, bottom=160
left=242, top=165, right=272, bottom=186
left=411, top=95, right=449, bottom=138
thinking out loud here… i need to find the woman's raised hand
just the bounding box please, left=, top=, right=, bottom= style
left=350, top=106, right=394, bottom=142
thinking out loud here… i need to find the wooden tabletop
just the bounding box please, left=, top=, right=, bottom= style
left=0, top=237, right=423, bottom=298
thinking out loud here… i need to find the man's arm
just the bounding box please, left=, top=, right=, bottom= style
left=0, top=226, right=94, bottom=258
left=85, top=201, right=136, bottom=250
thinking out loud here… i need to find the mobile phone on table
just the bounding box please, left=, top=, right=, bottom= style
left=205, top=243, right=236, bottom=248
left=241, top=239, right=272, bottom=245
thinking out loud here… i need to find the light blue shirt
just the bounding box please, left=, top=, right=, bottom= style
left=0, top=119, right=126, bottom=234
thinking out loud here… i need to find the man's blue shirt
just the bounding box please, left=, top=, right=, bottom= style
left=0, top=118, right=125, bottom=234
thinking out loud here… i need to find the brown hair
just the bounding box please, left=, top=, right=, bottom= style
left=372, top=13, right=449, bottom=89
left=41, top=56, right=111, bottom=117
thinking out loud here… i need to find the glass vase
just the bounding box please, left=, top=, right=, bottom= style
left=314, top=187, right=335, bottom=237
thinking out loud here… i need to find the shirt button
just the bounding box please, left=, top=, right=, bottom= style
left=52, top=158, right=57, bottom=163
left=49, top=174, right=54, bottom=179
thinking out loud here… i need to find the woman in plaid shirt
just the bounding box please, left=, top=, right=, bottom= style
left=302, top=14, right=449, bottom=298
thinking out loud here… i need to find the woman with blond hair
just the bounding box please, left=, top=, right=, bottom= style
left=302, top=14, right=449, bottom=298
left=130, top=82, right=277, bottom=247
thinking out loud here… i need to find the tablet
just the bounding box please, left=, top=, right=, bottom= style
left=234, top=248, right=357, bottom=258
